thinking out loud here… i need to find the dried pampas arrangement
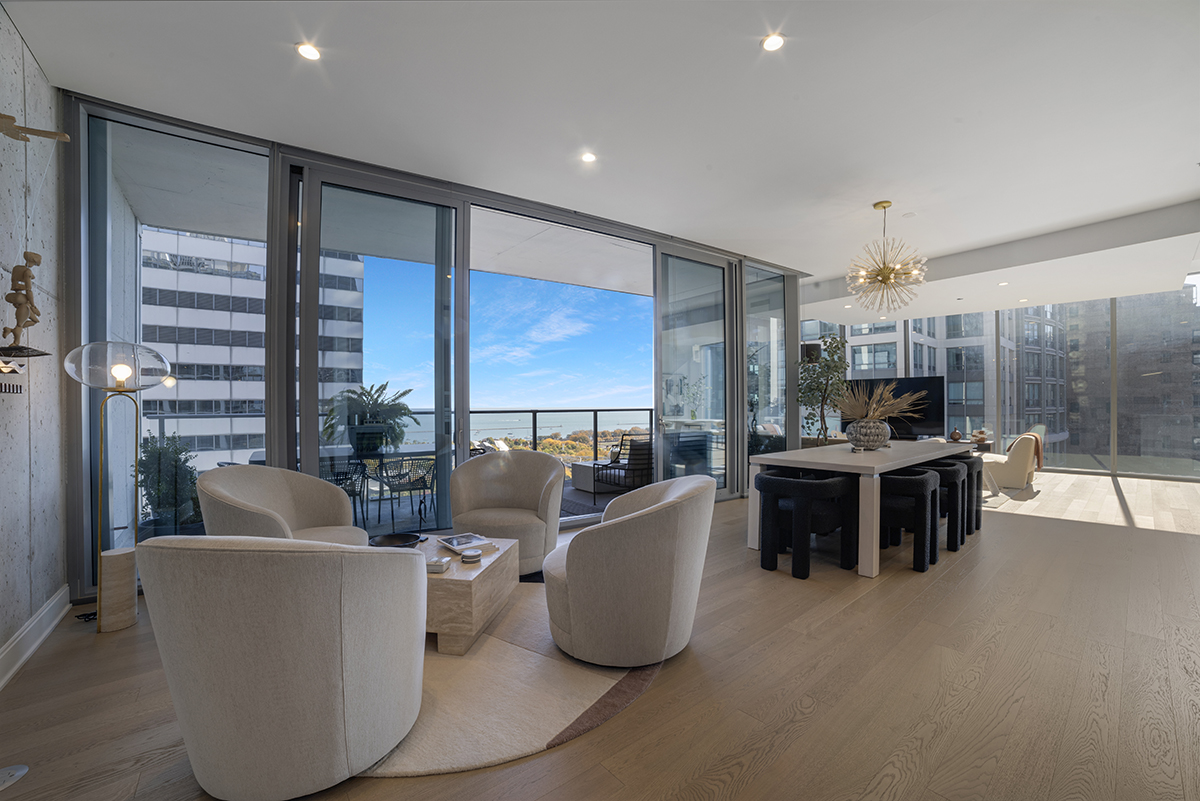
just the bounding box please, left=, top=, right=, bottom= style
left=839, top=380, right=927, bottom=422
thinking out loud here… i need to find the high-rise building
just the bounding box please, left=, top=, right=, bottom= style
left=139, top=227, right=365, bottom=472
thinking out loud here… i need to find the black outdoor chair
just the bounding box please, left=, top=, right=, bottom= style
left=376, top=457, right=436, bottom=533
left=755, top=470, right=857, bottom=579
left=922, top=459, right=969, bottom=552
left=317, top=456, right=368, bottom=527
left=878, top=467, right=940, bottom=572
left=593, top=432, right=653, bottom=504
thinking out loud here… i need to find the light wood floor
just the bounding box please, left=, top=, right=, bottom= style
left=5, top=475, right=1200, bottom=801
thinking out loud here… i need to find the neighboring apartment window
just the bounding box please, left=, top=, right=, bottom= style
left=1025, top=382, right=1041, bottom=406
left=912, top=342, right=924, bottom=370
left=317, top=335, right=364, bottom=353
left=1025, top=352, right=1041, bottom=376
left=851, top=343, right=897, bottom=371
left=144, top=433, right=267, bottom=452
left=143, top=399, right=266, bottom=416
left=1024, top=322, right=1040, bottom=346
left=174, top=363, right=267, bottom=382
left=142, top=325, right=266, bottom=348
left=141, top=249, right=264, bottom=281
left=946, top=313, right=984, bottom=339
left=849, top=322, right=897, bottom=336
left=318, top=273, right=364, bottom=292
left=928, top=346, right=936, bottom=371
left=142, top=287, right=267, bottom=314
left=927, top=318, right=936, bottom=337
left=947, top=345, right=983, bottom=372
left=912, top=318, right=923, bottom=335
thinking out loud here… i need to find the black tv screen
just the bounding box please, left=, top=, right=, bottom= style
left=842, top=376, right=947, bottom=440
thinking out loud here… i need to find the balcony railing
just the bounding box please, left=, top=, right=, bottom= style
left=467, top=408, right=654, bottom=476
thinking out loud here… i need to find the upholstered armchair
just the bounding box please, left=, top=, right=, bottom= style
left=198, top=464, right=369, bottom=546
left=137, top=535, right=426, bottom=801
left=450, top=449, right=566, bottom=575
left=982, top=433, right=1038, bottom=490
left=543, top=475, right=717, bottom=667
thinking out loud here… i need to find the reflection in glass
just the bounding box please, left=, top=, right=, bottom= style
left=662, top=255, right=725, bottom=486
left=746, top=267, right=786, bottom=455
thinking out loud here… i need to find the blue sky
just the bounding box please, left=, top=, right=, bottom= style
left=361, top=258, right=653, bottom=410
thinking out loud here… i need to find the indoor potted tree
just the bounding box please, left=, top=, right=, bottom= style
left=320, top=382, right=419, bottom=455
left=797, top=333, right=848, bottom=446
left=137, top=432, right=203, bottom=538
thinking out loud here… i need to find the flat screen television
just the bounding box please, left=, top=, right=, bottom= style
left=841, top=376, right=947, bottom=440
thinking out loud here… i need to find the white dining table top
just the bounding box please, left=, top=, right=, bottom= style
left=748, top=439, right=974, bottom=476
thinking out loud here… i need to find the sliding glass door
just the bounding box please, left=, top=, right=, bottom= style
left=296, top=174, right=456, bottom=533
left=658, top=251, right=736, bottom=498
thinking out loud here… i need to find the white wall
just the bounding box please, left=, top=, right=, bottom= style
left=0, top=5, right=69, bottom=654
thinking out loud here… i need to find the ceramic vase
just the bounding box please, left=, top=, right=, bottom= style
left=846, top=418, right=890, bottom=450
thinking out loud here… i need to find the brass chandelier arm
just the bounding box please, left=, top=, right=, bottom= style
left=846, top=202, right=927, bottom=314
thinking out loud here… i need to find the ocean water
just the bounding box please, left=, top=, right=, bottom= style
left=397, top=409, right=653, bottom=446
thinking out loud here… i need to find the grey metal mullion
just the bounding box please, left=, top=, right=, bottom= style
left=265, top=148, right=298, bottom=468
left=784, top=272, right=800, bottom=451
left=728, top=258, right=746, bottom=497
left=297, top=170, right=322, bottom=475
left=454, top=202, right=471, bottom=471
left=433, top=205, right=455, bottom=529
left=1110, top=297, right=1118, bottom=475
left=994, top=309, right=1003, bottom=443
left=64, top=96, right=90, bottom=599
left=652, top=246, right=664, bottom=483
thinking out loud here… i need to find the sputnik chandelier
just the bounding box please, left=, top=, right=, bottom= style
left=846, top=200, right=927, bottom=314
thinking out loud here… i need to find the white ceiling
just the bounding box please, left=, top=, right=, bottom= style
left=5, top=0, right=1199, bottom=317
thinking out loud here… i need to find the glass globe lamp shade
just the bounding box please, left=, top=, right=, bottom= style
left=64, top=342, right=172, bottom=392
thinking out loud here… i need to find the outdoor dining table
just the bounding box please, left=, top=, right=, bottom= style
left=748, top=439, right=974, bottom=578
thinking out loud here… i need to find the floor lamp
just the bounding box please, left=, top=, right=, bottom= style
left=65, top=342, right=172, bottom=633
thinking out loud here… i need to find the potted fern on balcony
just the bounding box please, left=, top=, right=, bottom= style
left=321, top=382, right=419, bottom=456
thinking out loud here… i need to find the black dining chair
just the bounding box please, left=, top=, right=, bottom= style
left=940, top=452, right=984, bottom=534
left=922, top=459, right=968, bottom=552
left=878, top=467, right=940, bottom=572
left=755, top=470, right=858, bottom=579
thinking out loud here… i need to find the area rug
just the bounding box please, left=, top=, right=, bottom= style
left=362, top=584, right=660, bottom=777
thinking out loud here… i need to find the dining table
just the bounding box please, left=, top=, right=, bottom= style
left=748, top=439, right=974, bottom=578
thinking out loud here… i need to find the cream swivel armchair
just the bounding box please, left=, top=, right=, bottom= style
left=543, top=475, right=717, bottom=667
left=450, top=449, right=565, bottom=575
left=198, top=464, right=369, bottom=546
left=982, top=433, right=1039, bottom=490
left=137, top=536, right=426, bottom=801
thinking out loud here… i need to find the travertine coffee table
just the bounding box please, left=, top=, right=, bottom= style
left=417, top=537, right=518, bottom=655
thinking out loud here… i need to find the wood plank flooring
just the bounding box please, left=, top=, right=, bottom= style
left=3, top=474, right=1200, bottom=800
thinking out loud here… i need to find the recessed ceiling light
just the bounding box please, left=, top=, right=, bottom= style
left=902, top=212, right=917, bottom=218
left=998, top=282, right=1009, bottom=286
left=296, top=43, right=320, bottom=60
left=1019, top=298, right=1028, bottom=302
left=581, top=152, right=596, bottom=163
left=956, top=297, right=964, bottom=301
left=844, top=304, right=852, bottom=308
left=761, top=34, right=785, bottom=51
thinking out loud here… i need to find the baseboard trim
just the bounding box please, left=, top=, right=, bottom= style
left=0, top=584, right=70, bottom=692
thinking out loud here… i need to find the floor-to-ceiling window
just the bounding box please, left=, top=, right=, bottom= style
left=308, top=183, right=455, bottom=533
left=466, top=207, right=654, bottom=518
left=83, top=117, right=269, bottom=580
left=746, top=266, right=788, bottom=455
